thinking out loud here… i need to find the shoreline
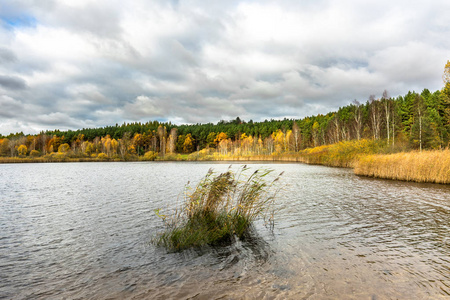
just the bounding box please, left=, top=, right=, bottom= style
left=1, top=148, right=448, bottom=184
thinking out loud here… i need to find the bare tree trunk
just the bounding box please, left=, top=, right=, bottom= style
left=292, top=121, right=300, bottom=152
left=168, top=128, right=178, bottom=153
left=384, top=101, right=390, bottom=143
left=392, top=115, right=395, bottom=148
left=369, top=95, right=381, bottom=140
left=158, top=126, right=167, bottom=158
left=418, top=106, right=422, bottom=152
left=352, top=100, right=362, bottom=140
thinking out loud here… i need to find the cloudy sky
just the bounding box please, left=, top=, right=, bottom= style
left=0, top=0, right=449, bottom=135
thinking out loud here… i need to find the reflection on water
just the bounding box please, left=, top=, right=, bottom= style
left=0, top=162, right=449, bottom=299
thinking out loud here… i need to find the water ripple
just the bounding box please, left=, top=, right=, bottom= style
left=0, top=162, right=449, bottom=299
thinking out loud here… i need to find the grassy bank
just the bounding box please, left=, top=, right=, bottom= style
left=296, top=139, right=385, bottom=167
left=0, top=156, right=105, bottom=163
left=183, top=139, right=385, bottom=167
left=354, top=150, right=450, bottom=184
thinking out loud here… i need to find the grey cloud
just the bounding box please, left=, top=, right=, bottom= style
left=7, top=0, right=122, bottom=39
left=0, top=95, right=23, bottom=118
left=47, top=3, right=122, bottom=39
left=122, top=94, right=244, bottom=125
left=0, top=75, right=27, bottom=90
left=123, top=96, right=165, bottom=119
left=0, top=48, right=17, bottom=63
left=34, top=112, right=81, bottom=127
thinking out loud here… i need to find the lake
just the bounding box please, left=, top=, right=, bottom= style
left=0, top=162, right=449, bottom=299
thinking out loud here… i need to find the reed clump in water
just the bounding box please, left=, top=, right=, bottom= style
left=353, top=149, right=450, bottom=184
left=154, top=166, right=282, bottom=251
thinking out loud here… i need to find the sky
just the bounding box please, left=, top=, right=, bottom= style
left=0, top=0, right=449, bottom=135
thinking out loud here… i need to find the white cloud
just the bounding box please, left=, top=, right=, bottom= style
left=369, top=42, right=448, bottom=86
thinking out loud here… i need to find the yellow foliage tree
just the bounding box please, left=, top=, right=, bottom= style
left=443, top=60, right=450, bottom=86
left=17, top=144, right=27, bottom=157
left=218, top=138, right=230, bottom=155
left=272, top=130, right=286, bottom=153
left=286, top=130, right=293, bottom=152
left=312, top=121, right=320, bottom=147
left=111, top=139, right=118, bottom=155
left=240, top=134, right=253, bottom=155
left=101, top=135, right=112, bottom=156
left=183, top=134, right=194, bottom=153
left=257, top=136, right=263, bottom=155
left=442, top=60, right=450, bottom=135
left=58, top=143, right=70, bottom=153
left=82, top=141, right=94, bottom=155
left=30, top=150, right=40, bottom=157
left=0, top=139, right=9, bottom=156
left=214, top=132, right=228, bottom=145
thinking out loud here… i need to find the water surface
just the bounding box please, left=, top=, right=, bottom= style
left=0, top=162, right=449, bottom=299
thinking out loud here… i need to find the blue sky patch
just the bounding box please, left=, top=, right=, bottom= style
left=1, top=14, right=37, bottom=30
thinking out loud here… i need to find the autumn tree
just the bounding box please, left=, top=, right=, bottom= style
left=17, top=144, right=27, bottom=157
left=369, top=95, right=382, bottom=140
left=240, top=133, right=254, bottom=155
left=8, top=138, right=18, bottom=156
left=352, top=100, right=363, bottom=140
left=329, top=114, right=340, bottom=144
left=256, top=136, right=263, bottom=154
left=167, top=128, right=178, bottom=153
left=206, top=132, right=217, bottom=148
left=30, top=150, right=40, bottom=157
left=38, top=133, right=50, bottom=154
left=71, top=134, right=84, bottom=154
left=119, top=132, right=131, bottom=159
left=101, top=135, right=112, bottom=156
left=47, top=135, right=62, bottom=153
left=0, top=139, right=9, bottom=156
left=214, top=132, right=228, bottom=145
left=264, top=135, right=274, bottom=154
left=272, top=130, right=286, bottom=153
left=183, top=133, right=194, bottom=153
left=158, top=125, right=167, bottom=157
left=58, top=143, right=70, bottom=153
left=291, top=121, right=301, bottom=151
left=443, top=60, right=450, bottom=86
left=111, top=139, right=118, bottom=156
left=381, top=90, right=392, bottom=144
left=27, top=136, right=36, bottom=152
left=132, top=133, right=144, bottom=156
left=82, top=141, right=94, bottom=156
left=312, top=121, right=320, bottom=147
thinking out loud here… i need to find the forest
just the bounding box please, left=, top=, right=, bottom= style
left=1, top=63, right=450, bottom=161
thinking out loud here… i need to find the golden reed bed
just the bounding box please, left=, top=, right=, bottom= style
left=353, top=150, right=450, bottom=184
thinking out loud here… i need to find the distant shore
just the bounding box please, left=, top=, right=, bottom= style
left=1, top=140, right=449, bottom=184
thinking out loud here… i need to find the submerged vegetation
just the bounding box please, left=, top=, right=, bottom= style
left=153, top=166, right=282, bottom=251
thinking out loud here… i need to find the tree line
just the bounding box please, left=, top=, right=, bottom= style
left=1, top=62, right=449, bottom=159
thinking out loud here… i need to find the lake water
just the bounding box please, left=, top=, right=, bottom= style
left=0, top=162, right=449, bottom=299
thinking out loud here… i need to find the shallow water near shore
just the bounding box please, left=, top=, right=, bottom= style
left=0, top=162, right=449, bottom=299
